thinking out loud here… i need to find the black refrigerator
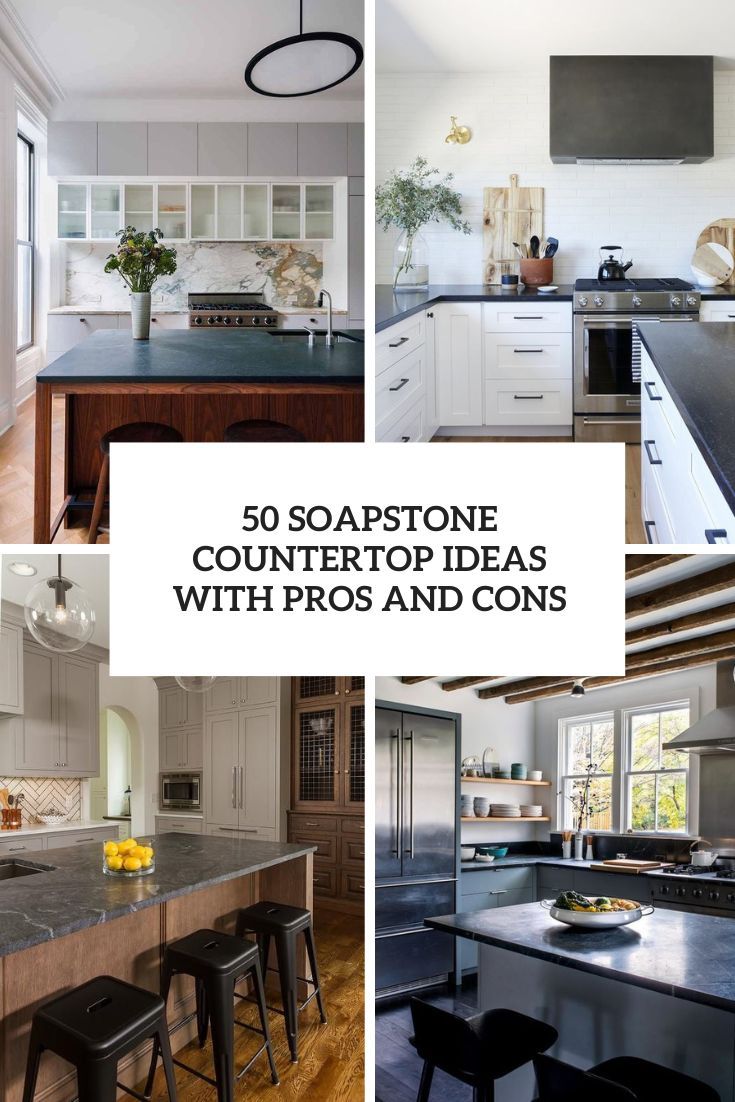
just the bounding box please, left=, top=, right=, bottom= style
left=375, top=702, right=459, bottom=996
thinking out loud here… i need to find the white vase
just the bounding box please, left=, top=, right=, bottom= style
left=130, top=292, right=151, bottom=340
left=574, top=832, right=584, bottom=861
left=393, top=229, right=429, bottom=291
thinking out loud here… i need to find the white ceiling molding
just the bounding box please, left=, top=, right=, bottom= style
left=0, top=0, right=60, bottom=111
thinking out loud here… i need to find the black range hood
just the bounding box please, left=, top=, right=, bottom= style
left=550, top=56, right=714, bottom=165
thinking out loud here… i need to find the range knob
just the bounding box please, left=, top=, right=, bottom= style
left=670, top=295, right=682, bottom=307
left=194, top=316, right=203, bottom=326
left=692, top=888, right=703, bottom=899
left=686, top=295, right=699, bottom=307
left=632, top=295, right=642, bottom=307
left=675, top=886, right=687, bottom=897
left=660, top=884, right=670, bottom=895
left=264, top=315, right=276, bottom=326
left=252, top=316, right=261, bottom=325
left=207, top=316, right=216, bottom=325
left=235, top=316, right=244, bottom=326
left=710, top=890, right=720, bottom=902
left=593, top=296, right=604, bottom=307
left=578, top=296, right=588, bottom=307
left=727, top=892, right=735, bottom=903
left=223, top=315, right=232, bottom=325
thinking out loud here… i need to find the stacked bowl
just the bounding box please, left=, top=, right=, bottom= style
left=473, top=796, right=491, bottom=817
left=490, top=803, right=521, bottom=818
left=520, top=804, right=543, bottom=818
left=461, top=794, right=474, bottom=817
left=511, top=763, right=527, bottom=780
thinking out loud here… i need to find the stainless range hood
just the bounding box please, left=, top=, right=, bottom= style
left=664, top=662, right=735, bottom=755
left=550, top=56, right=714, bottom=165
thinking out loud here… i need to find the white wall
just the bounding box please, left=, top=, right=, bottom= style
left=376, top=676, right=540, bottom=844
left=376, top=69, right=735, bottom=284
left=98, top=667, right=158, bottom=836
left=0, top=56, right=18, bottom=433
left=533, top=666, right=715, bottom=837
left=106, top=710, right=132, bottom=818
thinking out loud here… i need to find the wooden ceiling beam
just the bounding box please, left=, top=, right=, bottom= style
left=400, top=677, right=434, bottom=684
left=625, top=554, right=688, bottom=579
left=477, top=676, right=574, bottom=700
left=626, top=563, right=735, bottom=618
left=441, top=677, right=500, bottom=692
left=626, top=627, right=735, bottom=666
left=626, top=601, right=735, bottom=645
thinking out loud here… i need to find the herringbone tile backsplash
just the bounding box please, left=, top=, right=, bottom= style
left=0, top=776, right=82, bottom=823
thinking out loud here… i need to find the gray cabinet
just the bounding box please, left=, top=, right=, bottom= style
left=248, top=123, right=298, bottom=176
left=197, top=123, right=247, bottom=176
left=159, top=685, right=203, bottom=731
left=45, top=826, right=110, bottom=849
left=98, top=123, right=147, bottom=176
left=297, top=123, right=348, bottom=176
left=347, top=123, right=364, bottom=176
left=205, top=707, right=278, bottom=832
left=348, top=190, right=364, bottom=326
left=158, top=685, right=203, bottom=770
left=460, top=866, right=535, bottom=973
left=48, top=122, right=98, bottom=176
left=155, top=815, right=203, bottom=835
left=0, top=623, right=23, bottom=716
left=59, top=655, right=98, bottom=774
left=206, top=677, right=277, bottom=713
left=147, top=123, right=197, bottom=176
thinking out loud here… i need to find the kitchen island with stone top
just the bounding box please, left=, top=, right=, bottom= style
left=0, top=832, right=315, bottom=1101
left=34, top=327, right=365, bottom=542
left=427, top=901, right=735, bottom=1101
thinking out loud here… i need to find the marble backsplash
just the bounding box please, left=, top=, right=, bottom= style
left=1, top=776, right=82, bottom=824
left=64, top=241, right=323, bottom=310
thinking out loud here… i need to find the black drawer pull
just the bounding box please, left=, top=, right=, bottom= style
left=644, top=520, right=656, bottom=542
left=644, top=439, right=662, bottom=466
left=706, top=528, right=728, bottom=544
left=389, top=377, right=410, bottom=392
left=400, top=435, right=411, bottom=442
left=513, top=348, right=544, bottom=354
left=644, top=380, right=662, bottom=401
left=389, top=336, right=410, bottom=348
left=514, top=394, right=544, bottom=400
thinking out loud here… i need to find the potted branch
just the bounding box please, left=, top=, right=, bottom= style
left=562, top=762, right=611, bottom=860
left=376, top=155, right=470, bottom=291
left=104, top=227, right=177, bottom=339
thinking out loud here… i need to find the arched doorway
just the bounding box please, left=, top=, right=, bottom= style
left=91, top=706, right=145, bottom=836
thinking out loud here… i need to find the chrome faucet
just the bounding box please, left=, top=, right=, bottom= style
left=319, top=289, right=334, bottom=347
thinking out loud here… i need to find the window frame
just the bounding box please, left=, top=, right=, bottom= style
left=559, top=710, right=616, bottom=833
left=622, top=700, right=691, bottom=836
left=16, top=130, right=35, bottom=353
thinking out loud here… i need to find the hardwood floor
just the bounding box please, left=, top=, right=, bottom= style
left=0, top=394, right=107, bottom=543
left=431, top=435, right=647, bottom=546
left=141, top=908, right=364, bottom=1101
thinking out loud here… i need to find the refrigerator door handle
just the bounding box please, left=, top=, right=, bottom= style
left=390, top=731, right=401, bottom=856
left=404, top=731, right=415, bottom=859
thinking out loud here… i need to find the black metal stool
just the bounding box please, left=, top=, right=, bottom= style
left=535, top=1053, right=721, bottom=1102
left=146, top=928, right=278, bottom=1102
left=235, top=900, right=327, bottom=1062
left=410, top=997, right=558, bottom=1102
left=88, top=422, right=183, bottom=543
left=224, top=419, right=306, bottom=442
left=22, top=974, right=177, bottom=1102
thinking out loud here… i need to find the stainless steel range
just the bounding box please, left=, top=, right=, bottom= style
left=650, top=861, right=735, bottom=917
left=188, top=292, right=279, bottom=328
left=573, top=278, right=700, bottom=442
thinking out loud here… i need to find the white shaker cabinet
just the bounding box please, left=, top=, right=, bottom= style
left=699, top=300, right=735, bottom=322
left=434, top=302, right=483, bottom=426
left=375, top=311, right=431, bottom=442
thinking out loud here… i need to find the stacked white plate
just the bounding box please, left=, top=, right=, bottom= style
left=490, top=803, right=521, bottom=817
left=520, top=804, right=543, bottom=817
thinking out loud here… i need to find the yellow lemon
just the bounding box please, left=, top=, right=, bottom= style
left=143, top=846, right=154, bottom=860
left=141, top=857, right=153, bottom=868
left=103, top=842, right=119, bottom=857
left=123, top=856, right=142, bottom=872
left=106, top=855, right=123, bottom=870
left=130, top=846, right=147, bottom=860
left=118, top=838, right=136, bottom=854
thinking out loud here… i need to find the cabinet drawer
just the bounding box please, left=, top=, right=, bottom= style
left=376, top=399, right=425, bottom=443
left=341, top=837, right=365, bottom=866
left=376, top=880, right=455, bottom=933
left=47, top=313, right=119, bottom=355
left=376, top=927, right=453, bottom=991
left=375, top=344, right=425, bottom=425
left=376, top=314, right=425, bottom=376
left=207, top=825, right=276, bottom=841
left=484, top=333, right=572, bottom=380
left=642, top=463, right=675, bottom=545
left=485, top=379, right=572, bottom=425
left=156, top=816, right=203, bottom=834
left=0, top=836, right=46, bottom=854
left=461, top=866, right=534, bottom=895
left=689, top=448, right=735, bottom=543
left=291, top=831, right=337, bottom=863
left=341, top=817, right=364, bottom=835
left=700, top=302, right=735, bottom=322
left=483, top=301, right=572, bottom=333
left=290, top=813, right=338, bottom=834
left=340, top=869, right=365, bottom=901
left=312, top=864, right=338, bottom=896
left=46, top=829, right=106, bottom=850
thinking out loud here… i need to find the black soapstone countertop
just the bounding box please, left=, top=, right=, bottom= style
left=375, top=284, right=575, bottom=331
left=0, top=833, right=315, bottom=957
left=427, top=901, right=735, bottom=1013
left=37, top=329, right=364, bottom=385
left=638, top=321, right=735, bottom=512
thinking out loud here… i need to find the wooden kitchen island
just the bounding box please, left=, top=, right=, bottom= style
left=33, top=328, right=365, bottom=542
left=0, top=833, right=315, bottom=1101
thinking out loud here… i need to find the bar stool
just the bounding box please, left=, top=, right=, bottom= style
left=534, top=1054, right=637, bottom=1102
left=145, top=928, right=278, bottom=1102
left=22, top=974, right=178, bottom=1102
left=534, top=1053, right=721, bottom=1102
left=410, top=997, right=558, bottom=1102
left=235, top=900, right=327, bottom=1062
left=224, top=419, right=306, bottom=442
left=87, top=422, right=183, bottom=543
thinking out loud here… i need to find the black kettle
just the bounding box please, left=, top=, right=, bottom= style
left=598, top=246, right=633, bottom=281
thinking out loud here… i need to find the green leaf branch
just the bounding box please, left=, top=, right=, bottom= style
left=104, top=227, right=178, bottom=294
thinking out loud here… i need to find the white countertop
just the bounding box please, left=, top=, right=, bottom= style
left=0, top=820, right=110, bottom=840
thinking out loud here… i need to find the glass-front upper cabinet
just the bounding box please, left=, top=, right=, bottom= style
left=305, top=185, right=334, bottom=240
left=57, top=184, right=87, bottom=239
left=157, top=184, right=187, bottom=239
left=272, top=184, right=301, bottom=240
left=217, top=185, right=241, bottom=239
left=243, top=184, right=268, bottom=239
left=124, top=184, right=154, bottom=234
left=191, top=184, right=215, bottom=239
left=90, top=184, right=122, bottom=240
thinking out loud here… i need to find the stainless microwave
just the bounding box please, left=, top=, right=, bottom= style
left=160, top=772, right=202, bottom=811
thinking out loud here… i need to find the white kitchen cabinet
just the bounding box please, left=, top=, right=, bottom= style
left=699, top=300, right=735, bottom=322
left=434, top=302, right=483, bottom=426
left=156, top=184, right=187, bottom=240
left=148, top=314, right=188, bottom=331
left=0, top=623, right=23, bottom=716
left=484, top=379, right=573, bottom=426
left=206, top=677, right=277, bottom=714
left=47, top=314, right=121, bottom=364
left=376, top=311, right=430, bottom=441
left=90, top=184, right=122, bottom=240
left=155, top=815, right=203, bottom=835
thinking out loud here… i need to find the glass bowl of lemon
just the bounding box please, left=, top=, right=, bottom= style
left=103, top=837, right=155, bottom=876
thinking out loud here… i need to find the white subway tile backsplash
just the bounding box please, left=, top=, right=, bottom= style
left=0, top=776, right=82, bottom=824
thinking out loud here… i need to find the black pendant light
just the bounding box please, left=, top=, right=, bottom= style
left=244, top=0, right=363, bottom=98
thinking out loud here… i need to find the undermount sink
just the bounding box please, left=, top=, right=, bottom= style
left=0, top=859, right=55, bottom=881
left=267, top=329, right=361, bottom=345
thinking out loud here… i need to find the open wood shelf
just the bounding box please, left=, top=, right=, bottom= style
left=461, top=816, right=551, bottom=822
left=461, top=777, right=551, bottom=786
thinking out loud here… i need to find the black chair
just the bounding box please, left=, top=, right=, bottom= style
left=235, top=900, right=326, bottom=1062
left=224, top=419, right=306, bottom=442
left=534, top=1053, right=721, bottom=1102
left=22, top=974, right=178, bottom=1102
left=88, top=422, right=183, bottom=543
left=146, top=928, right=278, bottom=1102
left=409, top=997, right=558, bottom=1102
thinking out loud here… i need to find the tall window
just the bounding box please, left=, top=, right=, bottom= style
left=625, top=704, right=690, bottom=833
left=16, top=132, right=34, bottom=352
left=560, top=713, right=615, bottom=832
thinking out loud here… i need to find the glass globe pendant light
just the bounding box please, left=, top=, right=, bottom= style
left=175, top=676, right=217, bottom=693
left=23, top=554, right=95, bottom=653
left=244, top=0, right=363, bottom=98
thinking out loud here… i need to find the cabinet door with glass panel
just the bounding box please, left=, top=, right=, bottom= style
left=90, top=184, right=122, bottom=240
left=157, top=184, right=187, bottom=240
left=191, top=183, right=269, bottom=241
left=271, top=183, right=335, bottom=241
left=293, top=700, right=343, bottom=812
left=57, top=184, right=88, bottom=239
left=343, top=697, right=365, bottom=809
left=293, top=676, right=363, bottom=706
left=124, top=184, right=154, bottom=235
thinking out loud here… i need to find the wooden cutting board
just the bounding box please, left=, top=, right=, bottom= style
left=483, top=173, right=544, bottom=285
left=696, top=219, right=735, bottom=286
left=0, top=788, right=8, bottom=810
left=589, top=859, right=665, bottom=873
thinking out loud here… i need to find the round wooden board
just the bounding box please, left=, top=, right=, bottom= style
left=696, top=219, right=735, bottom=286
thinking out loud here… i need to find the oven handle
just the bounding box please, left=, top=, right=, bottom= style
left=579, top=314, right=698, bottom=324
left=580, top=417, right=639, bottom=425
